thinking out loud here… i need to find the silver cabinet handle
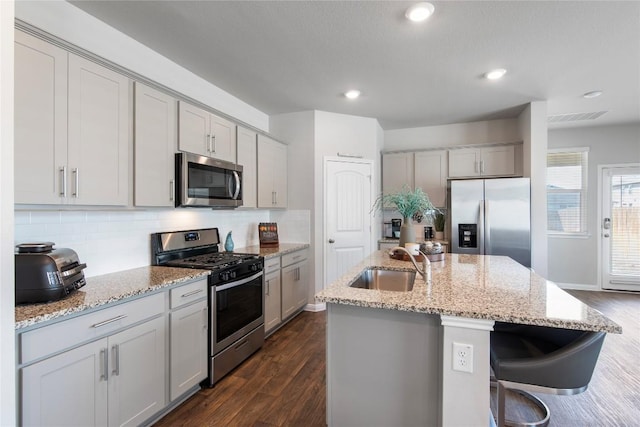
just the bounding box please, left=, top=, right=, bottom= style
left=265, top=279, right=270, bottom=296
left=480, top=160, right=485, bottom=174
left=112, top=344, right=120, bottom=376
left=181, top=288, right=204, bottom=298
left=100, top=348, right=108, bottom=381
left=232, top=171, right=241, bottom=200
left=328, top=239, right=335, bottom=244
left=202, top=307, right=207, bottom=330
left=72, top=168, right=79, bottom=197
left=272, top=191, right=276, bottom=205
left=91, top=314, right=127, bottom=329
left=211, top=134, right=216, bottom=153
left=59, top=166, right=67, bottom=197
left=170, top=179, right=175, bottom=202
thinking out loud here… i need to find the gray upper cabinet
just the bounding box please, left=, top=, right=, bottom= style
left=382, top=152, right=414, bottom=194
left=414, top=150, right=447, bottom=208
left=15, top=30, right=130, bottom=206
left=257, top=134, right=287, bottom=208
left=178, top=101, right=236, bottom=163
left=448, top=145, right=516, bottom=178
left=134, top=82, right=177, bottom=207
left=236, top=126, right=258, bottom=208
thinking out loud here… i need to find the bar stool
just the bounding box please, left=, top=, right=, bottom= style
left=490, top=322, right=606, bottom=427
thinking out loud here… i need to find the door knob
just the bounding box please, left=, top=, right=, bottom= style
left=328, top=239, right=335, bottom=244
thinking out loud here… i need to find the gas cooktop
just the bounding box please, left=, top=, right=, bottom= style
left=164, top=252, right=260, bottom=270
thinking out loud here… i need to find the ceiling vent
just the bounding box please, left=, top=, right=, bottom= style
left=547, top=111, right=608, bottom=123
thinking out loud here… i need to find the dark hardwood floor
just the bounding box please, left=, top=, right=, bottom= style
left=155, top=290, right=639, bottom=427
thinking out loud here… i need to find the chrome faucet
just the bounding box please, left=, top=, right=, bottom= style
left=392, top=247, right=431, bottom=282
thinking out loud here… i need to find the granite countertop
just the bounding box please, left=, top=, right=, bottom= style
left=15, top=266, right=210, bottom=330
left=379, top=238, right=449, bottom=245
left=237, top=243, right=310, bottom=259
left=315, top=250, right=622, bottom=334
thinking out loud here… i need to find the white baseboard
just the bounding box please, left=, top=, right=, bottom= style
left=304, top=302, right=326, bottom=312
left=556, top=282, right=599, bottom=291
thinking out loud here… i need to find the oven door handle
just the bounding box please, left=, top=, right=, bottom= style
left=215, top=271, right=263, bottom=292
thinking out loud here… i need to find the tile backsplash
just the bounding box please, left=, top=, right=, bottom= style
left=15, top=209, right=310, bottom=277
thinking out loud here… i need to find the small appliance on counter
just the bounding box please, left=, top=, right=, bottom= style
left=15, top=242, right=87, bottom=304
left=391, top=219, right=402, bottom=238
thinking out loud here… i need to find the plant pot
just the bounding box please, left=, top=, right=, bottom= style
left=399, top=216, right=416, bottom=247
left=435, top=231, right=444, bottom=240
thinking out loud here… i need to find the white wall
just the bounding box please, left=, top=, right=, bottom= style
left=547, top=123, right=640, bottom=287
left=518, top=102, right=549, bottom=277
left=0, top=1, right=16, bottom=424
left=384, top=118, right=520, bottom=151
left=15, top=0, right=269, bottom=131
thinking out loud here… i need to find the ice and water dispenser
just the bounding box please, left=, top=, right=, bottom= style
left=458, top=224, right=478, bottom=248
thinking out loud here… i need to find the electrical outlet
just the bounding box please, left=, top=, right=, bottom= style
left=452, top=342, right=474, bottom=373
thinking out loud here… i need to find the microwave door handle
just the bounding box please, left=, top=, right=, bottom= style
left=232, top=171, right=241, bottom=200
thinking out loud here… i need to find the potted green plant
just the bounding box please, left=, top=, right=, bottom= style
left=373, top=185, right=439, bottom=247
left=434, top=212, right=446, bottom=240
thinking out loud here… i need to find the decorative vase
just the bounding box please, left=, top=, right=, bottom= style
left=399, top=216, right=416, bottom=247
left=435, top=231, right=444, bottom=240
left=224, top=231, right=234, bottom=252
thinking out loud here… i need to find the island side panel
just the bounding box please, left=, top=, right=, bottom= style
left=440, top=316, right=495, bottom=427
left=326, top=303, right=441, bottom=427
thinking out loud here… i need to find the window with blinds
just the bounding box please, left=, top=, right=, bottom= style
left=547, top=148, right=589, bottom=234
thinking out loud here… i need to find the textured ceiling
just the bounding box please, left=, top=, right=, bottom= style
left=69, top=0, right=640, bottom=130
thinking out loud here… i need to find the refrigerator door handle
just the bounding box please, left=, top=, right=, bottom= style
left=478, top=200, right=485, bottom=255
left=484, top=200, right=491, bottom=255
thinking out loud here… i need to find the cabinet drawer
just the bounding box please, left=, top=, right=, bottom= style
left=264, top=256, right=281, bottom=274
left=281, top=249, right=308, bottom=268
left=170, top=278, right=207, bottom=309
left=20, top=292, right=164, bottom=365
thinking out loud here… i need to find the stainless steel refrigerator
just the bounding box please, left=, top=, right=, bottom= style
left=449, top=178, right=531, bottom=267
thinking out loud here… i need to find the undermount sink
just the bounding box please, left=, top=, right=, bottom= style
left=349, top=268, right=416, bottom=292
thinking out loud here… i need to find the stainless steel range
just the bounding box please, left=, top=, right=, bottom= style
left=151, top=227, right=264, bottom=386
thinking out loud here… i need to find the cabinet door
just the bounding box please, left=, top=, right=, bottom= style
left=414, top=151, right=447, bottom=208
left=108, top=316, right=166, bottom=427
left=14, top=30, right=68, bottom=204
left=257, top=134, right=285, bottom=208
left=281, top=260, right=308, bottom=320
left=480, top=145, right=515, bottom=176
left=134, top=82, right=177, bottom=207
left=382, top=153, right=414, bottom=194
left=21, top=338, right=108, bottom=426
left=264, top=269, right=282, bottom=333
left=272, top=140, right=288, bottom=208
left=209, top=113, right=237, bottom=163
left=448, top=148, right=481, bottom=178
left=178, top=101, right=209, bottom=156
left=68, top=54, right=129, bottom=206
left=170, top=299, right=208, bottom=401
left=237, top=126, right=257, bottom=208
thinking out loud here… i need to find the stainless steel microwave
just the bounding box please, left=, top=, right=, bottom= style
left=175, top=152, right=242, bottom=208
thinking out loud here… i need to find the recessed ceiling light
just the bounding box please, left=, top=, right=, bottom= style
left=485, top=68, right=507, bottom=80
left=405, top=2, right=435, bottom=22
left=345, top=90, right=361, bottom=100
left=583, top=90, right=603, bottom=99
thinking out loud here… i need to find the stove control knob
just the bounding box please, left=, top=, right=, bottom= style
left=229, top=271, right=237, bottom=279
left=250, top=263, right=258, bottom=272
left=220, top=272, right=229, bottom=281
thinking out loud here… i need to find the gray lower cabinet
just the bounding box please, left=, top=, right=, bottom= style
left=18, top=277, right=209, bottom=426
left=21, top=315, right=166, bottom=427
left=264, top=256, right=282, bottom=335
left=169, top=280, right=208, bottom=401
left=281, top=249, right=309, bottom=320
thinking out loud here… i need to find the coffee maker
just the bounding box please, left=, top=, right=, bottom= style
left=391, top=219, right=402, bottom=238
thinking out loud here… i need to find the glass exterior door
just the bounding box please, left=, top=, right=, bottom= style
left=601, top=166, right=640, bottom=291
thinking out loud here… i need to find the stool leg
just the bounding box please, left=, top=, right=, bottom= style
left=497, top=380, right=507, bottom=427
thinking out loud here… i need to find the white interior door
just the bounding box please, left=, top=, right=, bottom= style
left=600, top=165, right=640, bottom=291
left=325, top=159, right=373, bottom=286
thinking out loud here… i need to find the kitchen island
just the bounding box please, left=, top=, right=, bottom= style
left=315, top=251, right=621, bottom=427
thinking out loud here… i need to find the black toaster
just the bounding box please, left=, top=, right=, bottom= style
left=15, top=242, right=87, bottom=304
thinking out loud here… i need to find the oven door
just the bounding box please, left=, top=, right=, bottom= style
left=176, top=152, right=242, bottom=208
left=211, top=270, right=264, bottom=355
